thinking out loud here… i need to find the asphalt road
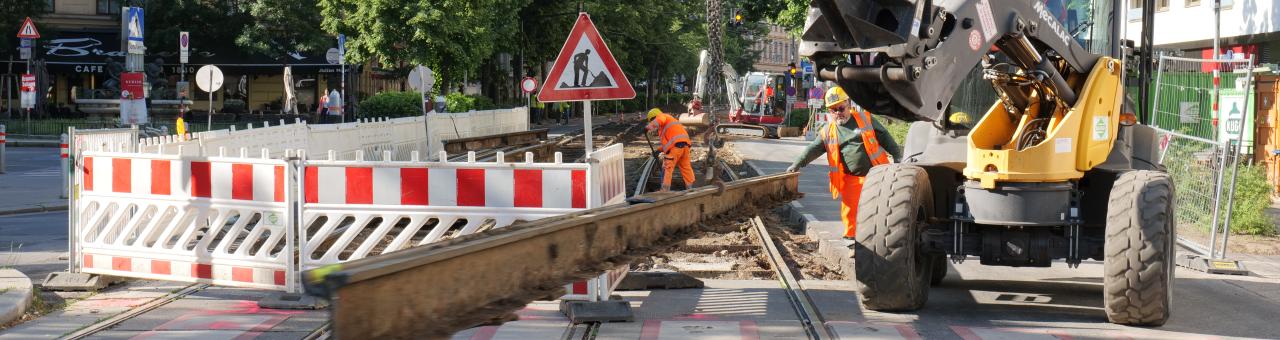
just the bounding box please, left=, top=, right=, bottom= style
left=0, top=212, right=67, bottom=281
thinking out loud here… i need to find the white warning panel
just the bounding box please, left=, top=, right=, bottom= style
left=537, top=13, right=635, bottom=102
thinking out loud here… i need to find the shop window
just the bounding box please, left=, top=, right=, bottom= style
left=97, top=0, right=120, bottom=15
left=44, top=0, right=53, bottom=13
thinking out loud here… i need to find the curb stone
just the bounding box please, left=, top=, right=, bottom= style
left=0, top=204, right=69, bottom=217
left=0, top=268, right=35, bottom=326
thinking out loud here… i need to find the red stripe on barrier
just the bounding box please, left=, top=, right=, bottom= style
left=231, top=163, right=255, bottom=200
left=572, top=280, right=588, bottom=294
left=191, top=162, right=212, bottom=198
left=83, top=254, right=93, bottom=268
left=84, top=157, right=94, bottom=191
left=232, top=267, right=254, bottom=283
left=457, top=169, right=486, bottom=206
left=400, top=168, right=429, bottom=205
left=112, top=256, right=131, bottom=271
left=152, top=260, right=171, bottom=275
left=345, top=167, right=373, bottom=204
left=305, top=167, right=318, bottom=203
left=151, top=160, right=171, bottom=195
left=274, top=270, right=286, bottom=286
left=192, top=264, right=213, bottom=279
left=274, top=166, right=285, bottom=202
left=112, top=158, right=132, bottom=193
left=513, top=169, right=543, bottom=207
left=571, top=170, right=586, bottom=209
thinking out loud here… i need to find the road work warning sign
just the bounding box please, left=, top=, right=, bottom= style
left=538, top=13, right=635, bottom=102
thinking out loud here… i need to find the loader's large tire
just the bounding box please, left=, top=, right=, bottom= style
left=1103, top=170, right=1175, bottom=326
left=853, top=164, right=933, bottom=311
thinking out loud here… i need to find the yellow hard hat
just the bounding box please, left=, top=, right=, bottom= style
left=824, top=86, right=850, bottom=108
left=647, top=108, right=663, bottom=120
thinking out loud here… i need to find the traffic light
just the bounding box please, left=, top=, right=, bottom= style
left=788, top=63, right=797, bottom=76
left=733, top=10, right=743, bottom=26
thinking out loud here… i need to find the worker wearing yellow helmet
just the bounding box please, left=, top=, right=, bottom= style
left=786, top=86, right=902, bottom=239
left=646, top=108, right=695, bottom=191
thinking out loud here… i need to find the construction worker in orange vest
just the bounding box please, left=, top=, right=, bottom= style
left=646, top=108, right=695, bottom=191
left=786, top=86, right=901, bottom=239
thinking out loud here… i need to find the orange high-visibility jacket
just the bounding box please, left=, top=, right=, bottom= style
left=647, top=113, right=691, bottom=152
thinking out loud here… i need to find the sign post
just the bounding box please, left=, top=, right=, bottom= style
left=179, top=32, right=190, bottom=125
left=409, top=66, right=435, bottom=152
left=195, top=65, right=225, bottom=131
left=122, top=7, right=147, bottom=125
left=521, top=76, right=537, bottom=125
left=17, top=17, right=40, bottom=132
left=338, top=34, right=346, bottom=122
left=537, top=13, right=636, bottom=153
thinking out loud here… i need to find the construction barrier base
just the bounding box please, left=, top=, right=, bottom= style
left=1176, top=254, right=1251, bottom=276
left=42, top=272, right=113, bottom=291
left=560, top=299, right=634, bottom=323
left=258, top=292, right=330, bottom=310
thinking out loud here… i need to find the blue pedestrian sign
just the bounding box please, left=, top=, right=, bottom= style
left=126, top=7, right=144, bottom=42
left=125, top=7, right=145, bottom=54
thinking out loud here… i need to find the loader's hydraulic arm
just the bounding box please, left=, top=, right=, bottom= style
left=801, top=0, right=1115, bottom=123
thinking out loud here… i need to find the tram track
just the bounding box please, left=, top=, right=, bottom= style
left=60, top=284, right=210, bottom=340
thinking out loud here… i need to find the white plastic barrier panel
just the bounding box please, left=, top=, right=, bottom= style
left=73, top=150, right=295, bottom=291
left=588, top=144, right=627, bottom=207
left=560, top=144, right=627, bottom=301
left=298, top=150, right=588, bottom=269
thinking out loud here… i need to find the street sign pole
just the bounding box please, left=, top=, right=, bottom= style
left=338, top=34, right=346, bottom=123
left=584, top=101, right=593, bottom=152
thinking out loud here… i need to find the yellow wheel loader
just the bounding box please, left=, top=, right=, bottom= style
left=802, top=0, right=1173, bottom=325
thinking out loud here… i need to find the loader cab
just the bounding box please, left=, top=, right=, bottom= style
left=947, top=0, right=1121, bottom=123
left=736, top=72, right=786, bottom=125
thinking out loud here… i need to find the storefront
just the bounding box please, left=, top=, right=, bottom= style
left=4, top=30, right=406, bottom=119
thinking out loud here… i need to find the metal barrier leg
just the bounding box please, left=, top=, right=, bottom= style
left=0, top=124, right=6, bottom=174
left=258, top=155, right=328, bottom=309
left=60, top=133, right=68, bottom=198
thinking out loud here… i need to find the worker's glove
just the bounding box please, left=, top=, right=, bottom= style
left=652, top=150, right=662, bottom=159
left=785, top=164, right=800, bottom=173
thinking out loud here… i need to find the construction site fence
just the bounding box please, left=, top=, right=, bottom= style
left=1151, top=55, right=1253, bottom=259
left=67, top=138, right=627, bottom=301
left=136, top=107, right=529, bottom=160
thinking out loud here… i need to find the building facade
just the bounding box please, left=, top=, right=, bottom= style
left=751, top=24, right=799, bottom=74
left=1123, top=0, right=1278, bottom=61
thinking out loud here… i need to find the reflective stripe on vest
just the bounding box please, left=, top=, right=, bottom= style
left=824, top=124, right=845, bottom=199
left=655, top=115, right=691, bottom=152
left=850, top=111, right=890, bottom=166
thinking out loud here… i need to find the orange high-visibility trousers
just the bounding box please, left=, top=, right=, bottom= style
left=661, top=146, right=695, bottom=190
left=836, top=174, right=865, bottom=238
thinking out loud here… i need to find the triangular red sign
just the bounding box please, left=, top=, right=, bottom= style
left=538, top=13, right=635, bottom=102
left=16, top=17, right=39, bottom=39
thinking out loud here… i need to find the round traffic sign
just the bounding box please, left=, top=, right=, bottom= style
left=195, top=65, right=224, bottom=92
left=326, top=48, right=341, bottom=65
left=408, top=66, right=435, bottom=91
left=521, top=77, right=538, bottom=94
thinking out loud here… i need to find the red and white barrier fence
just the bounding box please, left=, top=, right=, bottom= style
left=68, top=142, right=629, bottom=300
left=71, top=149, right=296, bottom=291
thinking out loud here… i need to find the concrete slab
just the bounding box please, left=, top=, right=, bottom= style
left=616, top=280, right=802, bottom=322
left=595, top=320, right=807, bottom=340
left=453, top=302, right=573, bottom=340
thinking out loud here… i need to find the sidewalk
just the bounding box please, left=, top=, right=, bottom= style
left=0, top=147, right=67, bottom=215
left=730, top=137, right=855, bottom=275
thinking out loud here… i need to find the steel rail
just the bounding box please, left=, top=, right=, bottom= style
left=61, top=284, right=209, bottom=340
left=751, top=216, right=833, bottom=339
left=303, top=172, right=800, bottom=339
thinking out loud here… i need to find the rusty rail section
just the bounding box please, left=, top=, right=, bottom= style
left=441, top=128, right=550, bottom=154
left=302, top=172, right=800, bottom=339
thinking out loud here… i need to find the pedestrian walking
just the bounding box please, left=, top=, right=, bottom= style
left=785, top=86, right=902, bottom=240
